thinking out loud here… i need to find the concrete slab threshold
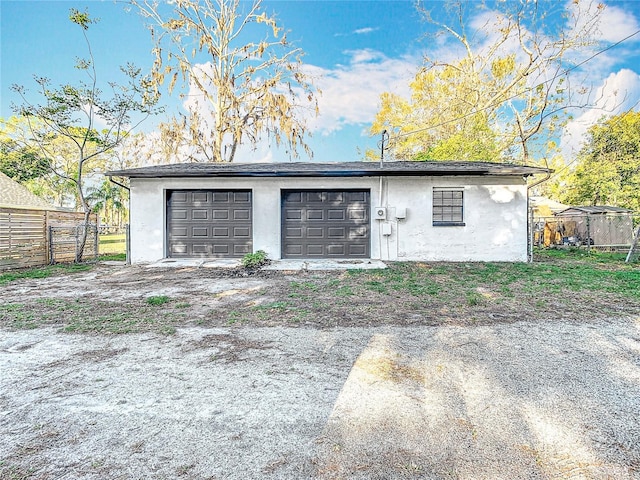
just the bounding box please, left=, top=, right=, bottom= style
left=146, top=258, right=241, bottom=269
left=144, top=258, right=387, bottom=271
left=264, top=259, right=387, bottom=271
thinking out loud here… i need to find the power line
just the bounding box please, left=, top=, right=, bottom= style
left=547, top=97, right=640, bottom=181
left=387, top=28, right=640, bottom=144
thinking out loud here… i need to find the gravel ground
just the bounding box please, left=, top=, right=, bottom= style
left=1, top=318, right=640, bottom=479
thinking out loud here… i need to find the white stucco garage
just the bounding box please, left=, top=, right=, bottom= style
left=106, top=161, right=548, bottom=263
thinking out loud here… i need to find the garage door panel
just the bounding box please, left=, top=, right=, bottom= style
left=327, top=227, right=346, bottom=238
left=212, top=227, right=229, bottom=237
left=212, top=244, right=229, bottom=254
left=172, top=209, right=188, bottom=220
left=328, top=209, right=345, bottom=220
left=167, top=190, right=252, bottom=258
left=327, top=245, right=345, bottom=255
left=212, top=210, right=229, bottom=220
left=233, top=209, right=251, bottom=220
left=286, top=192, right=302, bottom=203
left=286, top=227, right=302, bottom=238
left=171, top=226, right=188, bottom=237
left=285, top=244, right=303, bottom=255
left=327, top=192, right=344, bottom=202
left=192, top=227, right=209, bottom=237
left=233, top=227, right=251, bottom=238
left=307, top=209, right=324, bottom=220
left=306, top=245, right=324, bottom=256
left=192, top=244, right=209, bottom=254
left=212, top=192, right=230, bottom=202
left=349, top=226, right=368, bottom=238
left=171, top=243, right=188, bottom=254
left=282, top=189, right=369, bottom=258
left=286, top=210, right=302, bottom=220
left=171, top=192, right=189, bottom=203
left=307, top=192, right=324, bottom=203
left=307, top=227, right=324, bottom=238
left=233, top=244, right=251, bottom=255
left=348, top=191, right=367, bottom=202
left=192, top=192, right=209, bottom=203
left=348, top=208, right=367, bottom=220
left=234, top=192, right=251, bottom=202
left=192, top=209, right=208, bottom=220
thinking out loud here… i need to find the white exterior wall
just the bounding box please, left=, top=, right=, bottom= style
left=381, top=176, right=528, bottom=262
left=129, top=174, right=528, bottom=263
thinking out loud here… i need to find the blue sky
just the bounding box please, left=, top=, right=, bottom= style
left=2, top=0, right=640, bottom=164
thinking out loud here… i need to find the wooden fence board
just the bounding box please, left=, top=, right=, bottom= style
left=0, top=206, right=96, bottom=271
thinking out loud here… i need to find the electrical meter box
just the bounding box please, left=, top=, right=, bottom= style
left=374, top=207, right=387, bottom=220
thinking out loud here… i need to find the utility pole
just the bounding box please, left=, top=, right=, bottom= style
left=379, top=130, right=389, bottom=167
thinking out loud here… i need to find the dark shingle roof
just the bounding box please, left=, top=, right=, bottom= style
left=107, top=161, right=549, bottom=178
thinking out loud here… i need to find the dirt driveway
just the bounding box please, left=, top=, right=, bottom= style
left=1, top=264, right=640, bottom=479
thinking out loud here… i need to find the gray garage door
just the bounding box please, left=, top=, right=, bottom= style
left=281, top=190, right=370, bottom=258
left=167, top=190, right=252, bottom=258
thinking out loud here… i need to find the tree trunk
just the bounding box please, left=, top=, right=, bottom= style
left=76, top=208, right=93, bottom=263
left=75, top=155, right=91, bottom=263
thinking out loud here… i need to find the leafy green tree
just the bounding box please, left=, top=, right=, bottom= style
left=133, top=0, right=318, bottom=162
left=1, top=116, right=84, bottom=207
left=0, top=121, right=51, bottom=183
left=561, top=111, right=640, bottom=211
left=11, top=8, right=159, bottom=261
left=371, top=61, right=500, bottom=161
left=372, top=0, right=605, bottom=163
left=87, top=178, right=128, bottom=226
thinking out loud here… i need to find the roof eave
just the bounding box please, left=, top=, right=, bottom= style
left=107, top=168, right=547, bottom=179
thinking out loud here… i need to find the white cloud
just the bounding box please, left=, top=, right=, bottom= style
left=353, top=27, right=378, bottom=35
left=169, top=53, right=418, bottom=159
left=586, top=1, right=639, bottom=43
left=305, top=49, right=419, bottom=135
left=561, top=69, right=640, bottom=158
left=563, top=1, right=640, bottom=77
left=335, top=26, right=380, bottom=37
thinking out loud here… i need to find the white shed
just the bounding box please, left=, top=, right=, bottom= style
left=106, top=161, right=548, bottom=263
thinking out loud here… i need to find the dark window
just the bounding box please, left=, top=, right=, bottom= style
left=433, top=189, right=465, bottom=226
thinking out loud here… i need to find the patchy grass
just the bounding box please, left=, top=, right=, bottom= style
left=1, top=297, right=179, bottom=335
left=146, top=295, right=170, bottom=306
left=219, top=257, right=640, bottom=326
left=532, top=246, right=634, bottom=265
left=0, top=264, right=91, bottom=286
left=0, top=253, right=638, bottom=332
left=0, top=303, right=38, bottom=330
left=98, top=253, right=126, bottom=262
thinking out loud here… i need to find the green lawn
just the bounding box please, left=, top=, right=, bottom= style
left=99, top=233, right=126, bottom=254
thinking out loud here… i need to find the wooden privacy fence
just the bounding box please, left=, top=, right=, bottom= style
left=0, top=207, right=97, bottom=271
